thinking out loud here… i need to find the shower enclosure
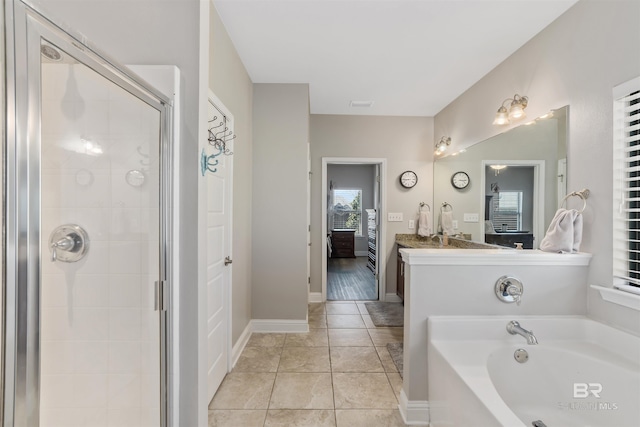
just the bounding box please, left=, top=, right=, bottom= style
left=3, top=1, right=173, bottom=425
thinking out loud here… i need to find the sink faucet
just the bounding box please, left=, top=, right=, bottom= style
left=430, top=234, right=443, bottom=247
left=506, top=320, right=538, bottom=345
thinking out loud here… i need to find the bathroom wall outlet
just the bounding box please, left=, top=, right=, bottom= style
left=452, top=220, right=458, bottom=230
left=388, top=212, right=403, bottom=222
left=408, top=219, right=415, bottom=229
left=463, top=213, right=479, bottom=223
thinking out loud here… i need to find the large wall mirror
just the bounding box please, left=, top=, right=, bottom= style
left=433, top=106, right=568, bottom=249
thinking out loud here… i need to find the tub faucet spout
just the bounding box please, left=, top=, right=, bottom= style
left=506, top=320, right=538, bottom=345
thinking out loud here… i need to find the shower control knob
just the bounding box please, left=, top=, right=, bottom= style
left=49, top=224, right=90, bottom=263
left=51, top=236, right=76, bottom=261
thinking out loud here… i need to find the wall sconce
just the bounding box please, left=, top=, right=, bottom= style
left=492, top=94, right=528, bottom=125
left=434, top=136, right=451, bottom=155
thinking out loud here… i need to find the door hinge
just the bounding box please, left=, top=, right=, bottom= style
left=308, top=225, right=311, bottom=232
left=309, top=171, right=312, bottom=180
left=154, top=280, right=169, bottom=312
left=308, top=277, right=311, bottom=284
left=376, top=175, right=380, bottom=183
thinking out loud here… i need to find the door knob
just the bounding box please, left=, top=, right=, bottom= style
left=224, top=256, right=232, bottom=266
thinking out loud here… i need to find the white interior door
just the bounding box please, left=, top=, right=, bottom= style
left=206, top=93, right=233, bottom=402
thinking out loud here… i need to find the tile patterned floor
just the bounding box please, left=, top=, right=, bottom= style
left=208, top=301, right=406, bottom=426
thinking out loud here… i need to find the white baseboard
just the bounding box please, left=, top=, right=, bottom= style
left=355, top=251, right=369, bottom=257
left=398, top=389, right=430, bottom=425
left=230, top=321, right=252, bottom=369
left=308, top=292, right=323, bottom=303
left=251, top=319, right=309, bottom=333
left=385, top=293, right=402, bottom=303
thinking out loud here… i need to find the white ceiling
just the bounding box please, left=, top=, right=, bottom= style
left=214, top=0, right=578, bottom=117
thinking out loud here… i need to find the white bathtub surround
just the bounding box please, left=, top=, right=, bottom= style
left=428, top=316, right=640, bottom=427
left=398, top=248, right=591, bottom=425
left=591, top=284, right=640, bottom=312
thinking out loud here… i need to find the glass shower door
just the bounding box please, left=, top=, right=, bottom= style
left=3, top=2, right=170, bottom=425
left=39, top=40, right=162, bottom=426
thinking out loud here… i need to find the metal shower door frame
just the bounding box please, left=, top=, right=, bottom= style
left=2, top=1, right=174, bottom=425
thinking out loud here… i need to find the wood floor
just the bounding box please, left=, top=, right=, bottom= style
left=327, top=257, right=377, bottom=301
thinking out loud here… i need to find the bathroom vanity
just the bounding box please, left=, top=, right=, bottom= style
left=395, top=234, right=498, bottom=302
left=485, top=231, right=534, bottom=249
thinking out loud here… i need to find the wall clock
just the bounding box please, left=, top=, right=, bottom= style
left=451, top=171, right=470, bottom=189
left=399, top=171, right=418, bottom=188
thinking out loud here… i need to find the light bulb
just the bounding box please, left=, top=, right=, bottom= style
left=493, top=106, right=509, bottom=125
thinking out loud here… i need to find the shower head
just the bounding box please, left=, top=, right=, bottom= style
left=41, top=44, right=62, bottom=62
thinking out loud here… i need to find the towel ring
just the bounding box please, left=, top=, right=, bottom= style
left=440, top=202, right=453, bottom=213
left=561, top=188, right=589, bottom=213
left=419, top=202, right=430, bottom=212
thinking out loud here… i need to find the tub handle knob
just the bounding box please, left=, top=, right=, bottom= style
left=495, top=276, right=523, bottom=305
left=506, top=285, right=522, bottom=306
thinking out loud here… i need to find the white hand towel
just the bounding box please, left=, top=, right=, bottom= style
left=573, top=212, right=583, bottom=252
left=441, top=211, right=454, bottom=235
left=540, top=208, right=582, bottom=253
left=417, top=211, right=431, bottom=237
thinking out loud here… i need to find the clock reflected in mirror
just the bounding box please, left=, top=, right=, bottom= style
left=451, top=171, right=470, bottom=189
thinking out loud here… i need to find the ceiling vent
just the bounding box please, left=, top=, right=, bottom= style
left=349, top=100, right=374, bottom=108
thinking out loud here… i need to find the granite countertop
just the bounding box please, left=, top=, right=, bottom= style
left=395, top=234, right=502, bottom=250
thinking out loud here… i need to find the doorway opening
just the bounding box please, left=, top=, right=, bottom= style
left=480, top=160, right=545, bottom=249
left=321, top=158, right=386, bottom=302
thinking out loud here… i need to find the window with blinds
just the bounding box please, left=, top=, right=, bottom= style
left=613, top=76, right=640, bottom=287
left=331, top=188, right=363, bottom=236
left=491, top=191, right=523, bottom=232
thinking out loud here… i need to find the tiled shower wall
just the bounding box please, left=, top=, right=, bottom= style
left=39, top=61, right=160, bottom=427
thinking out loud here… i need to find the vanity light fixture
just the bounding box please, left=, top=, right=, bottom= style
left=435, top=136, right=451, bottom=155
left=492, top=94, right=529, bottom=125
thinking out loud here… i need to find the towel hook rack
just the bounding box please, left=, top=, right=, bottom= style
left=202, top=114, right=236, bottom=176
left=419, top=202, right=430, bottom=212
left=440, top=202, right=453, bottom=213
left=561, top=188, right=590, bottom=213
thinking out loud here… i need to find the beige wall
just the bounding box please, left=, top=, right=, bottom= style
left=310, top=115, right=434, bottom=296
left=434, top=0, right=640, bottom=334
left=210, top=5, right=254, bottom=346
left=252, top=84, right=310, bottom=320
